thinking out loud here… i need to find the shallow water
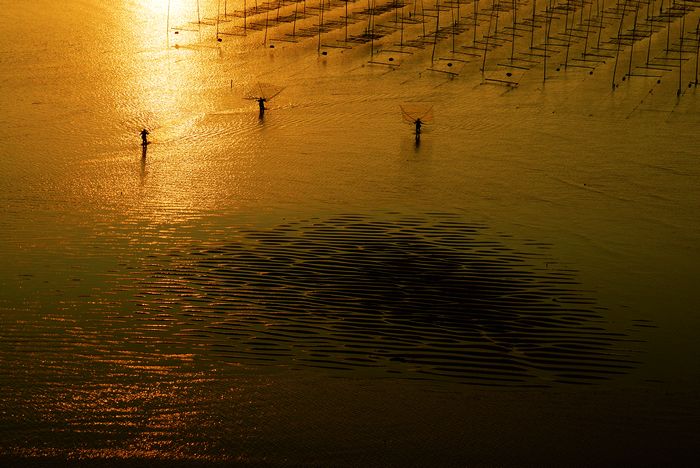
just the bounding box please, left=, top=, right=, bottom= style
left=1, top=0, right=700, bottom=465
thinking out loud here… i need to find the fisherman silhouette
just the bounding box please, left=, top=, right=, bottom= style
left=140, top=129, right=150, bottom=146
left=400, top=104, right=431, bottom=145
left=257, top=98, right=267, bottom=113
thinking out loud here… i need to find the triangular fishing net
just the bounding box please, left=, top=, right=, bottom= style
left=244, top=82, right=285, bottom=101
left=400, top=104, right=434, bottom=124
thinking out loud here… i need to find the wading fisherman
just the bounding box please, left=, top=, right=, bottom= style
left=140, top=128, right=150, bottom=146
left=257, top=97, right=267, bottom=113
left=415, top=118, right=422, bottom=135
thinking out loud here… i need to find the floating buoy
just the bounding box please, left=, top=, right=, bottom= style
left=388, top=57, right=394, bottom=62
left=321, top=50, right=327, bottom=55
left=506, top=72, right=512, bottom=77
left=447, top=62, right=452, bottom=67
left=217, top=37, right=222, bottom=42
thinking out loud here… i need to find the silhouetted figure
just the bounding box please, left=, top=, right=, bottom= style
left=400, top=104, right=431, bottom=145
left=140, top=128, right=149, bottom=146
left=414, top=119, right=423, bottom=144
left=257, top=98, right=267, bottom=113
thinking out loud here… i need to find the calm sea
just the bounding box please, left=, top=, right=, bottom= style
left=1, top=0, right=699, bottom=465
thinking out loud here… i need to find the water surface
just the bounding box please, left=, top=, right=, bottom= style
left=1, top=0, right=699, bottom=465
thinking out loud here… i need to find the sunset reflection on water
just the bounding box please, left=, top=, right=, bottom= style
left=2, top=0, right=700, bottom=466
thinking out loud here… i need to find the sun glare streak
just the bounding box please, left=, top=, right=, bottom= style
left=143, top=0, right=170, bottom=13
left=141, top=0, right=199, bottom=37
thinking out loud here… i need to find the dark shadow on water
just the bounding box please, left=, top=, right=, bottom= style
left=141, top=213, right=641, bottom=386
left=140, top=145, right=148, bottom=180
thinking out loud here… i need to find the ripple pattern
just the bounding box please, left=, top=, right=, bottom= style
left=138, top=213, right=638, bottom=386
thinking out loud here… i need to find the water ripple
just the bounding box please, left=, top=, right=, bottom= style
left=137, top=213, right=640, bottom=386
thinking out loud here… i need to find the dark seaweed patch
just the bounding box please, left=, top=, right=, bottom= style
left=140, top=214, right=639, bottom=386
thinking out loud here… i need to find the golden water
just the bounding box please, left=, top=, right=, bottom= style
left=1, top=0, right=699, bottom=465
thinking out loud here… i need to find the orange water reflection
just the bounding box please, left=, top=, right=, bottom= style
left=118, top=1, right=260, bottom=226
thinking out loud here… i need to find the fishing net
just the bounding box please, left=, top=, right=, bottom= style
left=400, top=104, right=434, bottom=125
left=244, top=82, right=285, bottom=101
